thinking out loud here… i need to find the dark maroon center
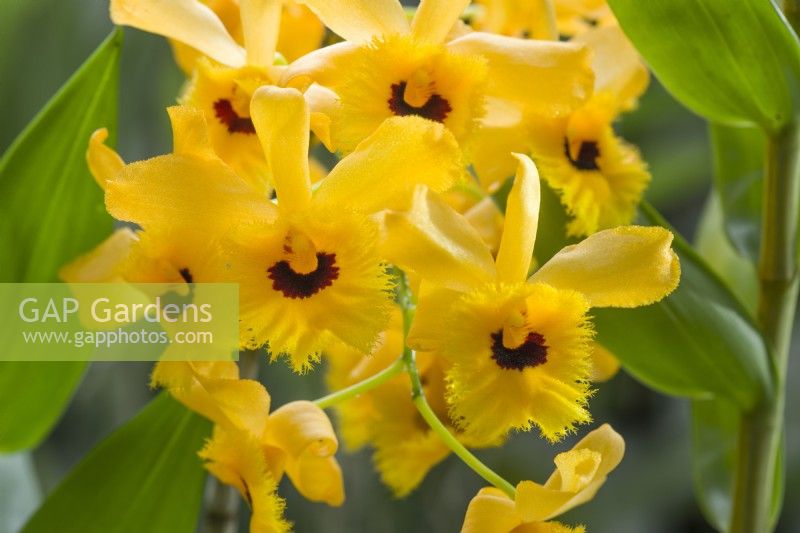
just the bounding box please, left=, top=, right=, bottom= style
left=178, top=267, right=193, bottom=284
left=564, top=139, right=600, bottom=171
left=213, top=99, right=256, bottom=134
left=490, top=330, right=548, bottom=371
left=267, top=252, right=339, bottom=299
left=388, top=82, right=452, bottom=122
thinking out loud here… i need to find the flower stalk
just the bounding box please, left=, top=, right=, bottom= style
left=313, top=357, right=406, bottom=409
left=730, top=123, right=800, bottom=533
left=396, top=270, right=517, bottom=499
left=404, top=346, right=517, bottom=499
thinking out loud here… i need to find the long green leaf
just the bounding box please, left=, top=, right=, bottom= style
left=695, top=193, right=758, bottom=313
left=0, top=29, right=122, bottom=451
left=691, top=397, right=738, bottom=532
left=594, top=203, right=771, bottom=409
left=23, top=394, right=211, bottom=533
left=0, top=363, right=87, bottom=453
left=608, top=0, right=800, bottom=133
left=709, top=123, right=765, bottom=263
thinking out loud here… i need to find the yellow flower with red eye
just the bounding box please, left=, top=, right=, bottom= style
left=461, top=424, right=624, bottom=533
left=151, top=361, right=345, bottom=532
left=463, top=2, right=651, bottom=235
left=110, top=0, right=326, bottom=194
left=90, top=88, right=461, bottom=372
left=284, top=0, right=592, bottom=161
left=380, top=154, right=679, bottom=443
left=526, top=23, right=650, bottom=237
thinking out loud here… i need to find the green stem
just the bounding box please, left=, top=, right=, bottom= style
left=730, top=124, right=800, bottom=533
left=404, top=347, right=516, bottom=499
left=313, top=357, right=406, bottom=409
left=393, top=269, right=516, bottom=498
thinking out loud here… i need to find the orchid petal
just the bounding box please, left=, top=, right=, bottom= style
left=447, top=32, right=592, bottom=116
left=531, top=226, right=680, bottom=308
left=495, top=154, right=540, bottom=284
left=297, top=0, right=409, bottom=42
left=250, top=86, right=312, bottom=213
left=461, top=487, right=522, bottom=533
left=313, top=116, right=461, bottom=214
left=86, top=128, right=124, bottom=191
left=378, top=186, right=497, bottom=292
left=240, top=0, right=282, bottom=67
left=411, top=0, right=470, bottom=44
left=110, top=0, right=246, bottom=67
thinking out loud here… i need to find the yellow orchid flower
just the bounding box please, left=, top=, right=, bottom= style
left=152, top=360, right=345, bottom=524
left=283, top=0, right=593, bottom=161
left=381, top=154, right=679, bottom=443
left=110, top=0, right=324, bottom=193
left=529, top=23, right=650, bottom=237
left=200, top=425, right=291, bottom=533
left=530, top=96, right=650, bottom=237
left=461, top=424, right=624, bottom=533
left=93, top=88, right=460, bottom=371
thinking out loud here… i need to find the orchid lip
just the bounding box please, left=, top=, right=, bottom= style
left=388, top=81, right=452, bottom=123
left=267, top=252, right=340, bottom=299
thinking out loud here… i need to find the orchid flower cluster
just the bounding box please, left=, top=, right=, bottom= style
left=64, top=0, right=681, bottom=531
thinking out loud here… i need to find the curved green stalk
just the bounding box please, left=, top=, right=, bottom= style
left=394, top=269, right=516, bottom=498
left=404, top=346, right=517, bottom=499
left=313, top=357, right=406, bottom=409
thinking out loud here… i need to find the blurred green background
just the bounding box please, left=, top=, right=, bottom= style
left=1, top=0, right=799, bottom=532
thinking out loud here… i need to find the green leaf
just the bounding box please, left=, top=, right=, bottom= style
left=23, top=394, right=211, bottom=533
left=594, top=203, right=771, bottom=409
left=532, top=181, right=574, bottom=265
left=0, top=363, right=87, bottom=452
left=608, top=0, right=800, bottom=133
left=0, top=29, right=120, bottom=281
left=709, top=123, right=765, bottom=263
left=695, top=193, right=758, bottom=313
left=690, top=398, right=784, bottom=532
left=0, top=29, right=122, bottom=451
left=691, top=397, right=738, bottom=532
